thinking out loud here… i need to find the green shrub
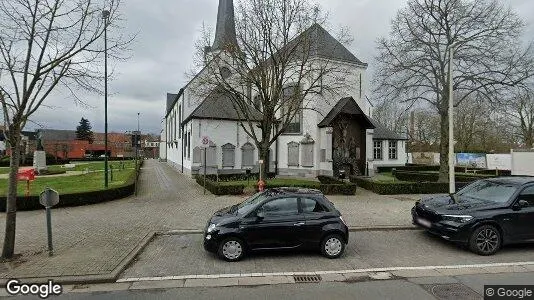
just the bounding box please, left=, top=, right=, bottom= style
left=194, top=175, right=245, bottom=195
left=202, top=172, right=276, bottom=182
left=318, top=183, right=357, bottom=195
left=350, top=176, right=468, bottom=195
left=37, top=170, right=67, bottom=176
left=392, top=170, right=493, bottom=183
left=317, top=175, right=343, bottom=184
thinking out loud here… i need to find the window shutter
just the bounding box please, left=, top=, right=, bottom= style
left=288, top=142, right=299, bottom=166
left=222, top=143, right=236, bottom=168
left=241, top=143, right=255, bottom=167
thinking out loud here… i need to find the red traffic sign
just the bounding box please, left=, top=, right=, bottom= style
left=17, top=169, right=35, bottom=181
left=200, top=136, right=210, bottom=148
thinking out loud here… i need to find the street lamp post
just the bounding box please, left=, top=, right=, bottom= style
left=135, top=113, right=140, bottom=195
left=102, top=9, right=110, bottom=189
left=448, top=41, right=460, bottom=194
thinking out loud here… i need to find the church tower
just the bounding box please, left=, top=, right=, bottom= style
left=205, top=0, right=239, bottom=63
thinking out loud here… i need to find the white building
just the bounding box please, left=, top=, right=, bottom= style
left=163, top=0, right=407, bottom=178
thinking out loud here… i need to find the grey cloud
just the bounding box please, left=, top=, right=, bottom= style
left=25, top=0, right=534, bottom=136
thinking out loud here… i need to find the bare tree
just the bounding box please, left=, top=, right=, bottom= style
left=0, top=0, right=130, bottom=259
left=373, top=0, right=534, bottom=181
left=191, top=0, right=355, bottom=175
left=501, top=85, right=534, bottom=149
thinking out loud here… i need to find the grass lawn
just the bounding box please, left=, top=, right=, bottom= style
left=47, top=160, right=137, bottom=172
left=0, top=167, right=9, bottom=175
left=0, top=168, right=135, bottom=197
left=219, top=178, right=320, bottom=188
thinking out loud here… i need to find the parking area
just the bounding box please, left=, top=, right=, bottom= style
left=120, top=230, right=534, bottom=279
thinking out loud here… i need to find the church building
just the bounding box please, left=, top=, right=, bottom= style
left=162, top=0, right=407, bottom=178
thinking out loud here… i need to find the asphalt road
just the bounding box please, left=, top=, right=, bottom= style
left=10, top=272, right=534, bottom=300
left=120, top=230, right=534, bottom=279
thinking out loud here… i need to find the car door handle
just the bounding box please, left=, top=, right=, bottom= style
left=294, top=222, right=305, bottom=226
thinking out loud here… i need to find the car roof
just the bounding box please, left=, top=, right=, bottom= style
left=266, top=187, right=324, bottom=197
left=485, top=176, right=534, bottom=185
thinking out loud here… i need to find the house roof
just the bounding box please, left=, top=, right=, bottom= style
left=38, top=129, right=76, bottom=141
left=182, top=86, right=263, bottom=125
left=212, top=0, right=239, bottom=51
left=287, top=23, right=367, bottom=66
left=318, top=97, right=375, bottom=129
left=370, top=118, right=408, bottom=140
left=166, top=89, right=184, bottom=117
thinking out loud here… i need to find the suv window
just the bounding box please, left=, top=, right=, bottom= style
left=301, top=198, right=328, bottom=213
left=260, top=197, right=298, bottom=216
left=519, top=186, right=534, bottom=206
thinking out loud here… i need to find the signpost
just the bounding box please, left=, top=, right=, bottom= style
left=39, top=188, right=59, bottom=256
left=200, top=136, right=210, bottom=195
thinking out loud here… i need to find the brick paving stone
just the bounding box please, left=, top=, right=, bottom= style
left=0, top=160, right=424, bottom=280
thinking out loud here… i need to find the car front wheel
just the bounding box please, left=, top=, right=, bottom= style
left=469, top=225, right=501, bottom=256
left=321, top=234, right=345, bottom=259
left=218, top=237, right=245, bottom=262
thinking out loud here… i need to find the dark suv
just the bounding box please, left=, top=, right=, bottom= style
left=204, top=188, right=349, bottom=261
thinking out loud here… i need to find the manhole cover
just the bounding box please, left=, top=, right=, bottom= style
left=423, top=283, right=480, bottom=300
left=294, top=275, right=322, bottom=283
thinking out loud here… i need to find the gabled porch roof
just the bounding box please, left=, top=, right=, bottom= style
left=318, top=97, right=375, bottom=129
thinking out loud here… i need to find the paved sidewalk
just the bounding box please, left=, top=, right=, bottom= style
left=0, top=160, right=417, bottom=283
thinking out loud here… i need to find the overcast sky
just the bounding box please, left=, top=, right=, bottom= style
left=26, top=0, right=534, bottom=135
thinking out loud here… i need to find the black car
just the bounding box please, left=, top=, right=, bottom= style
left=412, top=177, right=534, bottom=255
left=204, top=187, right=349, bottom=261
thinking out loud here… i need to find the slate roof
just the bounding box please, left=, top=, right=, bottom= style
left=370, top=118, right=408, bottom=140
left=166, top=89, right=183, bottom=117
left=182, top=86, right=263, bottom=125
left=318, top=97, right=375, bottom=129
left=37, top=129, right=76, bottom=141
left=287, top=23, right=366, bottom=65
left=212, top=0, right=239, bottom=51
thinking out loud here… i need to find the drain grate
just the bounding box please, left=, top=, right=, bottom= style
left=293, top=275, right=322, bottom=283
left=423, top=283, right=480, bottom=300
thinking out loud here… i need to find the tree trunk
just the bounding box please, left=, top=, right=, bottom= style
left=258, top=144, right=270, bottom=180
left=438, top=111, right=449, bottom=183
left=2, top=139, right=21, bottom=259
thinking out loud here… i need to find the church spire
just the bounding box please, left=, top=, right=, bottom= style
left=212, top=0, right=238, bottom=51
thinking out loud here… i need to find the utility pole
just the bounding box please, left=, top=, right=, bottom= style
left=102, top=9, right=110, bottom=189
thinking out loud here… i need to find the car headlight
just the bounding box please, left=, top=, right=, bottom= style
left=207, top=224, right=218, bottom=233
left=442, top=215, right=473, bottom=223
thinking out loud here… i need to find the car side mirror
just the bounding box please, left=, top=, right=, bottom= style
left=513, top=199, right=529, bottom=211
left=518, top=199, right=529, bottom=208
left=256, top=210, right=265, bottom=220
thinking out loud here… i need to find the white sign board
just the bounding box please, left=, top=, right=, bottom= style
left=486, top=154, right=512, bottom=170
left=511, top=150, right=534, bottom=176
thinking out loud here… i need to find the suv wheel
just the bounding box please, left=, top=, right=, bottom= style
left=321, top=234, right=345, bottom=259
left=218, top=237, right=245, bottom=262
left=469, top=225, right=501, bottom=256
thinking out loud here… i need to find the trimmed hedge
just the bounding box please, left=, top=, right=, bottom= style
left=0, top=160, right=143, bottom=212
left=317, top=175, right=343, bottom=184
left=378, top=165, right=511, bottom=176
left=194, top=175, right=245, bottom=195
left=202, top=172, right=276, bottom=182
left=350, top=176, right=468, bottom=195
left=392, top=170, right=494, bottom=182
left=392, top=170, right=493, bottom=183
left=37, top=170, right=67, bottom=176
left=253, top=181, right=357, bottom=195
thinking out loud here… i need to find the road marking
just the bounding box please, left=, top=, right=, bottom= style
left=116, top=261, right=534, bottom=283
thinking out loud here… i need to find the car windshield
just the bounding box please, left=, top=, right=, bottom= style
left=456, top=180, right=518, bottom=203
left=237, top=192, right=269, bottom=215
